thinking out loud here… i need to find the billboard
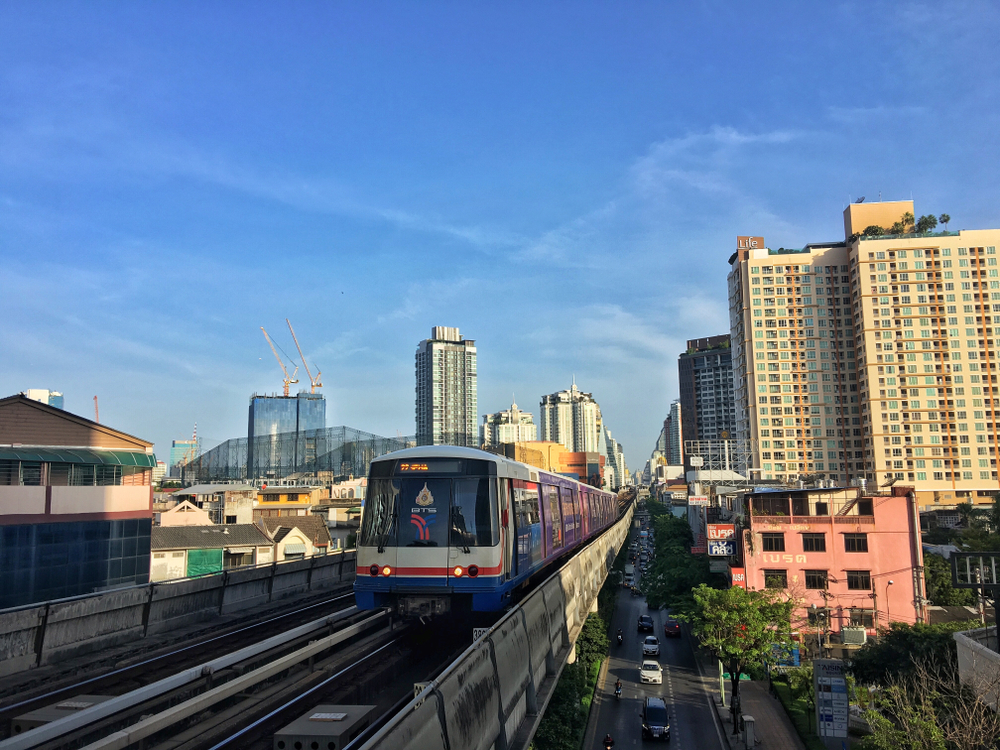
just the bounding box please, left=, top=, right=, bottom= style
left=707, top=524, right=735, bottom=540
left=708, top=539, right=736, bottom=557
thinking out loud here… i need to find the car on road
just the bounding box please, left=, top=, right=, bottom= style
left=637, top=614, right=654, bottom=632
left=639, top=661, right=663, bottom=685
left=642, top=635, right=660, bottom=656
left=641, top=696, right=671, bottom=741
left=663, top=618, right=681, bottom=637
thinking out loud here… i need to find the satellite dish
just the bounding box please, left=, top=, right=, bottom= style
left=856, top=196, right=866, bottom=203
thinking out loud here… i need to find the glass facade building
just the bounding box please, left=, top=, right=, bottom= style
left=0, top=519, right=152, bottom=608
left=247, top=393, right=327, bottom=471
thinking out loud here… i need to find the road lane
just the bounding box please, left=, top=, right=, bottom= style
left=588, top=553, right=726, bottom=750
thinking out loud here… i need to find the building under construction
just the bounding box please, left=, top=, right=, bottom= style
left=181, top=425, right=414, bottom=483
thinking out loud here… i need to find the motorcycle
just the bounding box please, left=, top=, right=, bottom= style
left=614, top=683, right=622, bottom=700
left=616, top=631, right=623, bottom=646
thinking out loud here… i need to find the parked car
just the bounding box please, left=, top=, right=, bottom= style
left=640, top=661, right=663, bottom=685
left=642, top=635, right=660, bottom=656
left=663, top=618, right=681, bottom=637
left=641, top=696, right=671, bottom=741
left=638, top=615, right=654, bottom=632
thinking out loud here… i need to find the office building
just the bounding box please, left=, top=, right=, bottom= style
left=539, top=381, right=603, bottom=453
left=481, top=400, right=537, bottom=448
left=604, top=428, right=630, bottom=488
left=415, top=326, right=478, bottom=447
left=24, top=389, right=63, bottom=410
left=663, top=400, right=683, bottom=466
left=0, top=394, right=155, bottom=608
left=728, top=200, right=1000, bottom=508
left=678, top=335, right=736, bottom=444
left=247, top=392, right=326, bottom=477
left=169, top=439, right=198, bottom=478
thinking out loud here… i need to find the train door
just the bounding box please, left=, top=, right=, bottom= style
left=499, top=478, right=514, bottom=580
left=579, top=490, right=590, bottom=539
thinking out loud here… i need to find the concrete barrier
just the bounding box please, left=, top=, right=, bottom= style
left=361, top=504, right=633, bottom=750
left=0, top=549, right=358, bottom=677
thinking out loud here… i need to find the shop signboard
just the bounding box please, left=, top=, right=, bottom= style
left=813, top=659, right=849, bottom=738
left=707, top=539, right=736, bottom=557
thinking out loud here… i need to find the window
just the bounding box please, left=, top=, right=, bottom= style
left=805, top=570, right=828, bottom=590
left=761, top=533, right=786, bottom=551
left=225, top=515, right=237, bottom=524
left=844, top=533, right=869, bottom=552
left=847, top=570, right=872, bottom=590
left=850, top=609, right=875, bottom=628
left=764, top=570, right=787, bottom=589
left=802, top=533, right=826, bottom=552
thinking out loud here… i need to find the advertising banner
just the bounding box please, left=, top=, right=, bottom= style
left=729, top=567, right=746, bottom=589
left=688, top=496, right=709, bottom=506
left=707, top=523, right=735, bottom=540
left=707, top=539, right=736, bottom=557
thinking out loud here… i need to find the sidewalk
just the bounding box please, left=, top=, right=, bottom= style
left=693, top=647, right=805, bottom=750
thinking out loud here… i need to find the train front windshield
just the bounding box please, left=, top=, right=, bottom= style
left=360, top=463, right=499, bottom=549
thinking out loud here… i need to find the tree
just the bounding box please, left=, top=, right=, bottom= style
left=863, top=225, right=886, bottom=237
left=850, top=620, right=980, bottom=687
left=686, top=584, right=796, bottom=728
left=923, top=553, right=974, bottom=606
left=916, top=214, right=938, bottom=233
left=641, top=513, right=723, bottom=612
left=939, top=213, right=951, bottom=230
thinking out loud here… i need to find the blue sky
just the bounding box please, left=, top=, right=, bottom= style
left=2, top=2, right=999, bottom=470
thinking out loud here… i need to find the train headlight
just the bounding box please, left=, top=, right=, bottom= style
left=382, top=566, right=392, bottom=577
left=453, top=566, right=463, bottom=577
left=468, top=565, right=479, bottom=578
left=369, top=564, right=379, bottom=577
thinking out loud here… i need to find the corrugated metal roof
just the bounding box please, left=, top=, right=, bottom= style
left=0, top=447, right=158, bottom=467
left=151, top=524, right=273, bottom=550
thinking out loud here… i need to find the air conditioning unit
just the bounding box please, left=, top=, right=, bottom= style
left=841, top=626, right=868, bottom=646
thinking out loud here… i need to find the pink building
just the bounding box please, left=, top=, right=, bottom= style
left=740, top=485, right=925, bottom=654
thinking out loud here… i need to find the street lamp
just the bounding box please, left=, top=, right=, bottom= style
left=886, top=580, right=894, bottom=626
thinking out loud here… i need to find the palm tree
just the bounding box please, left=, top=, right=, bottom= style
left=939, top=213, right=951, bottom=230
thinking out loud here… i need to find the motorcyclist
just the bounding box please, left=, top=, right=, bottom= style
left=604, top=733, right=615, bottom=749
left=614, top=678, right=622, bottom=698
left=616, top=628, right=623, bottom=644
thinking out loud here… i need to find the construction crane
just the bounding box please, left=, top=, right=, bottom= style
left=261, top=327, right=299, bottom=396
left=286, top=318, right=323, bottom=393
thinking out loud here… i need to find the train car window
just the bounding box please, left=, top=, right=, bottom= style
left=513, top=481, right=542, bottom=570
left=370, top=461, right=394, bottom=478
left=399, top=478, right=450, bottom=547
left=359, top=479, right=399, bottom=548
left=542, top=484, right=563, bottom=550
left=452, top=478, right=499, bottom=547
left=559, top=487, right=576, bottom=545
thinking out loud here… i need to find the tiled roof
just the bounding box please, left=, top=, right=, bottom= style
left=259, top=514, right=333, bottom=546
left=152, top=524, right=273, bottom=550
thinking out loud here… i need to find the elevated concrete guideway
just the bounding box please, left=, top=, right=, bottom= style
left=359, top=503, right=635, bottom=750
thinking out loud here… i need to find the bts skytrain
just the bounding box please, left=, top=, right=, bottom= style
left=354, top=446, right=619, bottom=617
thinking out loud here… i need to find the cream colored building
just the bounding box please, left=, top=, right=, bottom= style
left=729, top=201, right=1000, bottom=509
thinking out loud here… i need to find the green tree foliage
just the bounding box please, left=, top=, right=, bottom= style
left=532, top=660, right=587, bottom=750
left=923, top=553, right=974, bottom=606
left=862, top=684, right=946, bottom=750
left=575, top=614, right=609, bottom=668
left=641, top=512, right=722, bottom=612
left=850, top=620, right=980, bottom=687
left=863, top=225, right=885, bottom=237
left=686, top=584, right=796, bottom=725
left=915, top=214, right=938, bottom=233
left=939, top=213, right=951, bottom=229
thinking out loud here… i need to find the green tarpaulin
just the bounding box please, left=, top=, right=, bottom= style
left=186, top=548, right=223, bottom=577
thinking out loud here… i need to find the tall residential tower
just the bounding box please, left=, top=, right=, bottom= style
left=678, top=335, right=736, bottom=444
left=415, top=326, right=478, bottom=447
left=539, top=381, right=603, bottom=453
left=728, top=201, right=1000, bottom=508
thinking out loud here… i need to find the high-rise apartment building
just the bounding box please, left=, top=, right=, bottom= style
left=539, top=381, right=603, bottom=453
left=24, top=389, right=64, bottom=410
left=415, top=326, right=478, bottom=447
left=678, top=335, right=736, bottom=444
left=663, top=399, right=683, bottom=466
left=481, top=400, right=537, bottom=448
left=729, top=201, right=1000, bottom=508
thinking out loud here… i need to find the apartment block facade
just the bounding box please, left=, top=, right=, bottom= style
left=729, top=201, right=1000, bottom=508
left=678, top=335, right=736, bottom=445
left=415, top=326, right=478, bottom=447
left=539, top=382, right=603, bottom=453
left=480, top=400, right=537, bottom=448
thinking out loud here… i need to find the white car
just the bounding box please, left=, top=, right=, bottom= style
left=643, top=636, right=660, bottom=656
left=640, top=661, right=663, bottom=685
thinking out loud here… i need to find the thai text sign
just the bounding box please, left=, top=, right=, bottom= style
left=688, top=496, right=709, bottom=506
left=814, top=659, right=849, bottom=738
left=708, top=539, right=736, bottom=557
left=729, top=567, right=746, bottom=588
left=707, top=524, right=735, bottom=540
